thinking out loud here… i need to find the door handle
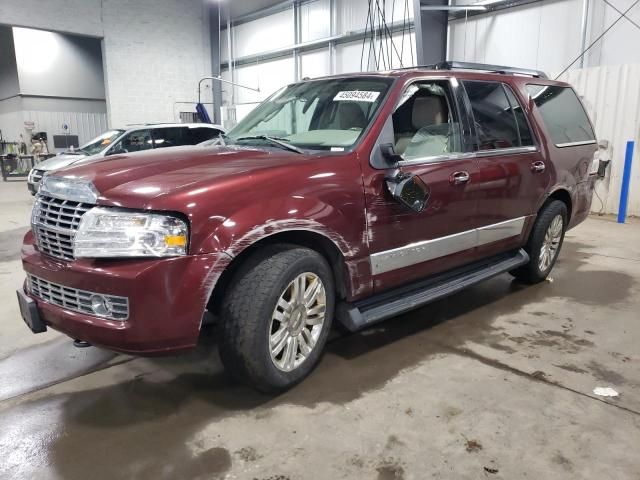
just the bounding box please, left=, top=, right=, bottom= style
left=450, top=171, right=470, bottom=185
left=531, top=161, right=546, bottom=173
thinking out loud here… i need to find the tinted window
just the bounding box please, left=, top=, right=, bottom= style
left=504, top=86, right=534, bottom=147
left=464, top=81, right=523, bottom=150
left=392, top=80, right=463, bottom=160
left=188, top=127, right=221, bottom=144
left=152, top=127, right=188, bottom=148
left=526, top=85, right=595, bottom=145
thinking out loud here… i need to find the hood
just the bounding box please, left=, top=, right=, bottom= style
left=54, top=145, right=306, bottom=208
left=37, top=152, right=92, bottom=171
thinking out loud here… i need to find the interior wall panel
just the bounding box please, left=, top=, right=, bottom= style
left=301, top=49, right=331, bottom=79
left=448, top=0, right=583, bottom=74
left=301, top=0, right=331, bottom=42
left=20, top=110, right=108, bottom=151
left=225, top=10, right=294, bottom=61
left=562, top=64, right=640, bottom=216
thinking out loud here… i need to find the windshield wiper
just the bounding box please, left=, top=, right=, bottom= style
left=234, top=135, right=304, bottom=154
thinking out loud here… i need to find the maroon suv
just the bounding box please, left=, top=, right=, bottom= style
left=18, top=62, right=598, bottom=391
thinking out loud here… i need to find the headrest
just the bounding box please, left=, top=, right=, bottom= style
left=412, top=96, right=446, bottom=130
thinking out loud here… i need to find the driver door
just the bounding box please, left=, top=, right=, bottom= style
left=364, top=78, right=483, bottom=292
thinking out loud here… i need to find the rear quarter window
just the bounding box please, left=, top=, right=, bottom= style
left=526, top=85, right=596, bottom=146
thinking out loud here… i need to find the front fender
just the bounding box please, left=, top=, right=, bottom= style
left=194, top=196, right=361, bottom=260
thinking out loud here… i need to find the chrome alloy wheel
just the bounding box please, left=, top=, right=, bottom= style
left=269, top=272, right=327, bottom=372
left=539, top=214, right=563, bottom=272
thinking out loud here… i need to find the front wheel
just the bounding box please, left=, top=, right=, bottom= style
left=218, top=245, right=334, bottom=392
left=510, top=200, right=567, bottom=284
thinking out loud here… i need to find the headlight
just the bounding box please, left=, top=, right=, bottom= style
left=73, top=207, right=188, bottom=258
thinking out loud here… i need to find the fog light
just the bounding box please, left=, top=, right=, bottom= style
left=90, top=294, right=113, bottom=316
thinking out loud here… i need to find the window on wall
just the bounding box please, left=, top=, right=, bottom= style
left=391, top=80, right=463, bottom=160
left=526, top=85, right=596, bottom=146
left=464, top=81, right=534, bottom=151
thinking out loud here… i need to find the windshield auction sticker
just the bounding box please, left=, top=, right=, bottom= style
left=334, top=91, right=380, bottom=102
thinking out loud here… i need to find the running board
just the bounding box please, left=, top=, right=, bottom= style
left=336, top=249, right=529, bottom=332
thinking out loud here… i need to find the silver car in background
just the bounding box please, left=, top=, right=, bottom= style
left=27, top=123, right=225, bottom=194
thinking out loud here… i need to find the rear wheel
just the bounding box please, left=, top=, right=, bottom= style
left=511, top=200, right=567, bottom=284
left=219, top=245, right=334, bottom=392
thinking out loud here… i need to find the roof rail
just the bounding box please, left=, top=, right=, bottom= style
left=429, top=61, right=548, bottom=79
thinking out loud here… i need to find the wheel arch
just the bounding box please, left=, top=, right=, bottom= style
left=207, top=230, right=349, bottom=317
left=546, top=188, right=572, bottom=221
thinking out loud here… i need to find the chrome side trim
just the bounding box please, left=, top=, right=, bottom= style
left=474, top=146, right=538, bottom=157
left=370, top=216, right=526, bottom=275
left=555, top=140, right=597, bottom=148
left=398, top=152, right=475, bottom=167
left=396, top=146, right=538, bottom=167
left=477, top=216, right=526, bottom=246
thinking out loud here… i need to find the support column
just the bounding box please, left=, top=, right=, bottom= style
left=209, top=3, right=223, bottom=124
left=412, top=0, right=448, bottom=65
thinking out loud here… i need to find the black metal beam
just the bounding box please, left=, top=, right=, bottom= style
left=413, top=0, right=448, bottom=65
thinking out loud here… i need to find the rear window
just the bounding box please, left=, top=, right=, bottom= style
left=463, top=80, right=534, bottom=151
left=188, top=127, right=221, bottom=144
left=526, top=85, right=595, bottom=146
left=151, top=127, right=221, bottom=148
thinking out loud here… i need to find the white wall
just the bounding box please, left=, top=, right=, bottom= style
left=586, top=0, right=640, bottom=67
left=0, top=0, right=212, bottom=127
left=448, top=0, right=640, bottom=76
left=0, top=97, right=23, bottom=142
left=448, top=0, right=584, bottom=74
left=562, top=64, right=640, bottom=216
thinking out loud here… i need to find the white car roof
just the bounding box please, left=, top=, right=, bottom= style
left=119, top=123, right=225, bottom=132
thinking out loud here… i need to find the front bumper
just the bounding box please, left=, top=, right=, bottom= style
left=20, top=232, right=224, bottom=355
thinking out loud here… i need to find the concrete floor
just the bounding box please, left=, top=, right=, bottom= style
left=0, top=179, right=639, bottom=480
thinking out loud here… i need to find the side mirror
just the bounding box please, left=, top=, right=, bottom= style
left=380, top=143, right=403, bottom=166
left=386, top=172, right=430, bottom=213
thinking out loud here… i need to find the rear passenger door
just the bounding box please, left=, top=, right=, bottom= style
left=462, top=80, right=549, bottom=256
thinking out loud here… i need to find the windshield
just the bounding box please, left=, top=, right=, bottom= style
left=78, top=129, right=125, bottom=156
left=226, top=77, right=393, bottom=151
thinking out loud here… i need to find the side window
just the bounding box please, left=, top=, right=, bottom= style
left=187, top=127, right=221, bottom=144
left=110, top=129, right=153, bottom=154
left=503, top=86, right=534, bottom=147
left=152, top=127, right=188, bottom=148
left=391, top=80, right=463, bottom=160
left=463, top=81, right=524, bottom=150
left=526, top=85, right=596, bottom=146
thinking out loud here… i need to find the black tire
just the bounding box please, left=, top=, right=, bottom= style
left=218, top=245, right=335, bottom=392
left=510, top=200, right=568, bottom=284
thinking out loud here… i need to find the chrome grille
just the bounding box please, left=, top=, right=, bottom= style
left=32, top=195, right=93, bottom=261
left=27, top=274, right=129, bottom=321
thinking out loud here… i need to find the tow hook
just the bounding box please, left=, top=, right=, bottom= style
left=73, top=339, right=92, bottom=348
